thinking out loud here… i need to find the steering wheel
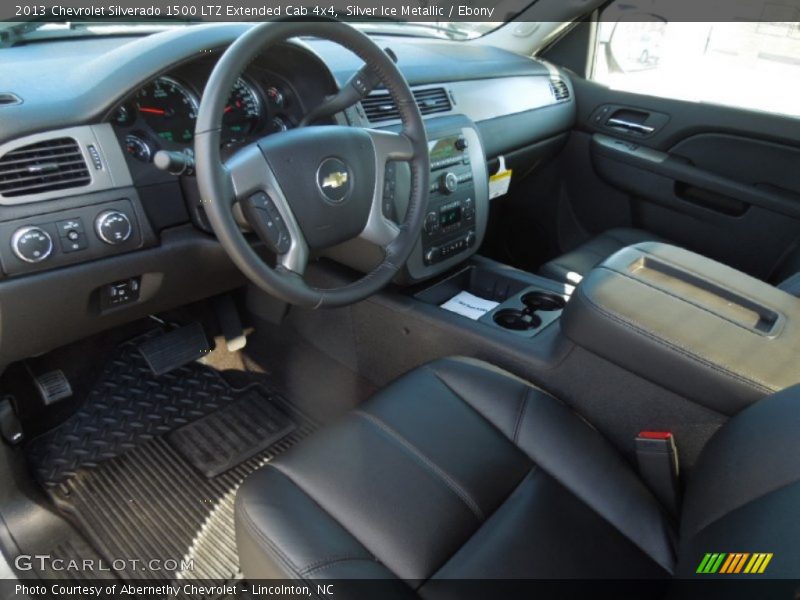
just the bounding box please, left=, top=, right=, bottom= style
left=195, top=21, right=429, bottom=308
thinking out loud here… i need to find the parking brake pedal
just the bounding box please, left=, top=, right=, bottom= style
left=139, top=322, right=211, bottom=376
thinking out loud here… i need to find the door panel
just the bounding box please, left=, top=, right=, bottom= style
left=560, top=77, right=800, bottom=280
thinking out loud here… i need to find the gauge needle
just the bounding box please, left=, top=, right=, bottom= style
left=139, top=107, right=166, bottom=115
left=224, top=105, right=233, bottom=113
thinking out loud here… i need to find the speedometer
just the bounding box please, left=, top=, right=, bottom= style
left=223, top=78, right=262, bottom=140
left=135, top=76, right=198, bottom=144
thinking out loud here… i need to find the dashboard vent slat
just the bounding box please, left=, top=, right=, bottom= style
left=0, top=138, right=91, bottom=198
left=549, top=79, right=570, bottom=101
left=362, top=87, right=453, bottom=123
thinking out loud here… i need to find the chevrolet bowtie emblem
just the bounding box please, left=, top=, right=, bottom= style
left=321, top=171, right=348, bottom=189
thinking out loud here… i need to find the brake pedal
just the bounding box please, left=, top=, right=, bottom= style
left=139, top=322, right=211, bottom=376
left=33, top=369, right=73, bottom=405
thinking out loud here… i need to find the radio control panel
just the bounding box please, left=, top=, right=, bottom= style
left=420, top=131, right=482, bottom=268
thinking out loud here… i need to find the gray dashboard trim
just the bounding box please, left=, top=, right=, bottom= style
left=356, top=75, right=571, bottom=128
left=0, top=124, right=133, bottom=206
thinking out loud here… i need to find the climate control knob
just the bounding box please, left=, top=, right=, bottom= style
left=439, top=172, right=458, bottom=195
left=95, top=210, right=132, bottom=245
left=11, top=226, right=53, bottom=263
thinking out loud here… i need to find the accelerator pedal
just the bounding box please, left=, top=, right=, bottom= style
left=138, top=322, right=211, bottom=376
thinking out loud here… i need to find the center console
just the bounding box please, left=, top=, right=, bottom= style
left=561, top=242, right=800, bottom=415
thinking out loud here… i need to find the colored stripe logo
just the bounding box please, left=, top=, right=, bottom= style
left=696, top=553, right=773, bottom=574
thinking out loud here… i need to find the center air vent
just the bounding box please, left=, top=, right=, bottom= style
left=550, top=79, right=570, bottom=101
left=0, top=137, right=91, bottom=198
left=361, top=87, right=453, bottom=123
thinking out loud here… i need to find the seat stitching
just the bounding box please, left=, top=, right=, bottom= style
left=425, top=364, right=676, bottom=574
left=354, top=410, right=485, bottom=522
left=300, top=553, right=374, bottom=574
left=575, top=283, right=773, bottom=394
left=237, top=493, right=305, bottom=579
left=301, top=556, right=379, bottom=576
left=261, top=464, right=418, bottom=583
left=420, top=465, right=539, bottom=589
left=512, top=386, right=530, bottom=443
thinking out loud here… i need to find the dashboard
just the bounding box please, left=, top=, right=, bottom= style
left=106, top=42, right=337, bottom=187
left=0, top=23, right=576, bottom=368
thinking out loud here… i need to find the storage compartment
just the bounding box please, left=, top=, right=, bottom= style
left=414, top=263, right=570, bottom=337
left=562, top=242, right=800, bottom=415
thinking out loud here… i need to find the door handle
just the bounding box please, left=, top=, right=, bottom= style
left=606, top=118, right=655, bottom=135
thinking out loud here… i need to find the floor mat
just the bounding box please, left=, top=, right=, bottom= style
left=25, top=328, right=316, bottom=594
left=169, top=392, right=296, bottom=478
left=26, top=329, right=273, bottom=487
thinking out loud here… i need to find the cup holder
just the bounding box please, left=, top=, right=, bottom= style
left=492, top=290, right=566, bottom=332
left=493, top=309, right=542, bottom=331
left=521, top=291, right=566, bottom=312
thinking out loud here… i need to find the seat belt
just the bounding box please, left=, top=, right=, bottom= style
left=635, top=431, right=680, bottom=517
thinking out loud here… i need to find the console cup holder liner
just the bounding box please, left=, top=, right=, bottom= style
left=521, top=291, right=567, bottom=312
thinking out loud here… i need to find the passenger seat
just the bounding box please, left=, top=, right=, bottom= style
left=540, top=228, right=664, bottom=284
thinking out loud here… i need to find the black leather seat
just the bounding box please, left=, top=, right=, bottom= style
left=235, top=357, right=800, bottom=586
left=540, top=228, right=664, bottom=284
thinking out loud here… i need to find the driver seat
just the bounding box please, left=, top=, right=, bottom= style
left=235, top=357, right=800, bottom=585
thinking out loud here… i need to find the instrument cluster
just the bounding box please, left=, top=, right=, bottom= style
left=111, top=70, right=303, bottom=166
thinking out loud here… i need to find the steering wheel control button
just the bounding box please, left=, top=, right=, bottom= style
left=56, top=218, right=88, bottom=253
left=316, top=157, right=352, bottom=204
left=11, top=226, right=54, bottom=263
left=246, top=193, right=291, bottom=255
left=95, top=210, right=133, bottom=245
left=382, top=162, right=397, bottom=221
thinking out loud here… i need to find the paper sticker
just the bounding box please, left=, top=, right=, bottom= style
left=440, top=291, right=500, bottom=320
left=489, top=155, right=512, bottom=199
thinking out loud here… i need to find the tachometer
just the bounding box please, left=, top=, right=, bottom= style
left=223, top=78, right=262, bottom=140
left=135, top=76, right=199, bottom=144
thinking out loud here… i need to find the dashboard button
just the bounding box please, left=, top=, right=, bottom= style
left=95, top=210, right=133, bottom=245
left=59, top=230, right=88, bottom=253
left=424, top=211, right=439, bottom=234
left=439, top=172, right=458, bottom=195
left=56, top=218, right=85, bottom=236
left=11, top=226, right=53, bottom=263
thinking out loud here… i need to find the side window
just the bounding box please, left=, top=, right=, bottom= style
left=591, top=6, right=800, bottom=118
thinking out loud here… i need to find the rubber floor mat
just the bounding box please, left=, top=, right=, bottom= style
left=48, top=419, right=312, bottom=588
left=27, top=329, right=256, bottom=487
left=24, top=328, right=316, bottom=594
left=169, top=392, right=296, bottom=478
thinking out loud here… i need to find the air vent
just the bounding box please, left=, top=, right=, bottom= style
left=361, top=87, right=453, bottom=123
left=0, top=138, right=91, bottom=198
left=550, top=79, right=570, bottom=101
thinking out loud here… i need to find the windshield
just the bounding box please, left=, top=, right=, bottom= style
left=0, top=20, right=505, bottom=45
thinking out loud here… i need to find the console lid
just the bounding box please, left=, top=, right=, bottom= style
left=562, top=242, right=800, bottom=415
